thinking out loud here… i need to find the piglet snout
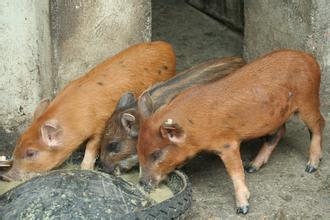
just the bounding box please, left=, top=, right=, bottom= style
left=101, top=162, right=116, bottom=174
left=0, top=169, right=20, bottom=182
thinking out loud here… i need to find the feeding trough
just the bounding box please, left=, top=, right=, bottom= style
left=0, top=169, right=192, bottom=219
left=0, top=156, right=12, bottom=168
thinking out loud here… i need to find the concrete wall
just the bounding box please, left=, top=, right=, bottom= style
left=0, top=0, right=151, bottom=153
left=0, top=0, right=53, bottom=149
left=51, top=0, right=151, bottom=91
left=186, top=0, right=244, bottom=32
left=244, top=0, right=330, bottom=117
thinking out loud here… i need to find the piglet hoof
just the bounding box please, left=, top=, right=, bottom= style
left=236, top=205, right=249, bottom=215
left=244, top=164, right=258, bottom=173
left=305, top=164, right=317, bottom=173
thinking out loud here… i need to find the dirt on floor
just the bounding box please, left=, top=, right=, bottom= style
left=152, top=0, right=330, bottom=219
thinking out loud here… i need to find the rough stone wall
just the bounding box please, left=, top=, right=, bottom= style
left=312, top=0, right=330, bottom=117
left=0, top=0, right=53, bottom=149
left=50, top=0, right=151, bottom=91
left=186, top=0, right=244, bottom=32
left=0, top=0, right=151, bottom=153
left=244, top=0, right=330, bottom=117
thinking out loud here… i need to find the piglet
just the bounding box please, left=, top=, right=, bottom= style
left=136, top=50, right=324, bottom=214
left=99, top=57, right=245, bottom=174
left=2, top=41, right=176, bottom=181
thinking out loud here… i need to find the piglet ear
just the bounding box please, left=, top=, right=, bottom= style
left=121, top=113, right=136, bottom=131
left=160, top=119, right=186, bottom=144
left=138, top=92, right=154, bottom=119
left=33, top=98, right=50, bottom=121
left=41, top=119, right=63, bottom=148
left=116, top=92, right=136, bottom=110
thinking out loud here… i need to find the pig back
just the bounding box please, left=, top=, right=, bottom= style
left=161, top=49, right=321, bottom=141
left=142, top=57, right=245, bottom=112
left=44, top=41, right=176, bottom=134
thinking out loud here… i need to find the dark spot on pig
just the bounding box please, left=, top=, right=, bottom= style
left=261, top=100, right=269, bottom=107
left=224, top=144, right=230, bottom=148
left=144, top=67, right=149, bottom=71
left=162, top=65, right=168, bottom=70
left=97, top=82, right=103, bottom=86
left=263, top=123, right=270, bottom=128
left=158, top=70, right=162, bottom=75
left=188, top=119, right=194, bottom=125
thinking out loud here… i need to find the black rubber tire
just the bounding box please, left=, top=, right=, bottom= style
left=0, top=170, right=192, bottom=219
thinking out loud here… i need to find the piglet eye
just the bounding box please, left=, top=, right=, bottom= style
left=25, top=149, right=38, bottom=159
left=150, top=150, right=163, bottom=163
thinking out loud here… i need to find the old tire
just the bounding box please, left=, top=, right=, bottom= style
left=0, top=169, right=192, bottom=219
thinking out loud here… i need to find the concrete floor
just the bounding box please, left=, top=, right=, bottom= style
left=152, top=0, right=330, bottom=219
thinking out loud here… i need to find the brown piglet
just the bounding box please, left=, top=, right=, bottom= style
left=136, top=50, right=325, bottom=214
left=2, top=41, right=176, bottom=181
left=99, top=57, right=245, bottom=174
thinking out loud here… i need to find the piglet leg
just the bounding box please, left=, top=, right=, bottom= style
left=245, top=125, right=286, bottom=173
left=81, top=135, right=101, bottom=170
left=219, top=143, right=250, bottom=214
left=303, top=115, right=325, bottom=173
